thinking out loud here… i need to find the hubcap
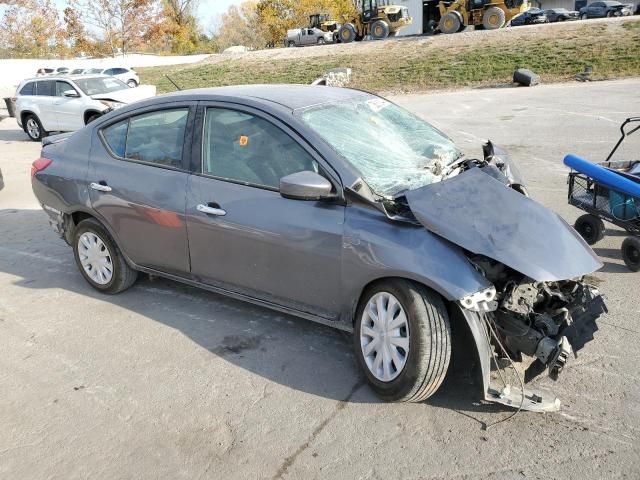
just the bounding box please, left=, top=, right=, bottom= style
left=360, top=292, right=410, bottom=382
left=489, top=14, right=498, bottom=25
left=26, top=118, right=39, bottom=138
left=78, top=232, right=113, bottom=285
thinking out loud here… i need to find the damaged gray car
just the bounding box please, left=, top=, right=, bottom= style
left=31, top=85, right=607, bottom=411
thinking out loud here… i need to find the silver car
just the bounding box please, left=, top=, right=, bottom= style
left=31, top=85, right=606, bottom=410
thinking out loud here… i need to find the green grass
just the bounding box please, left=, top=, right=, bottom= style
left=139, top=19, right=640, bottom=94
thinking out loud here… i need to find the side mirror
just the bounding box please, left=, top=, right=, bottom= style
left=280, top=171, right=335, bottom=201
left=63, top=90, right=79, bottom=97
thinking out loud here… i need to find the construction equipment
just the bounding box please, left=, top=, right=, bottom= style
left=309, top=13, right=341, bottom=33
left=435, top=0, right=528, bottom=34
left=337, top=0, right=412, bottom=43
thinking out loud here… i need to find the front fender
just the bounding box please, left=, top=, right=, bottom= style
left=340, top=203, right=491, bottom=323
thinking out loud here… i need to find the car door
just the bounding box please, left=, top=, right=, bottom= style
left=89, top=103, right=194, bottom=275
left=589, top=2, right=603, bottom=16
left=33, top=80, right=58, bottom=131
left=52, top=80, right=85, bottom=132
left=186, top=104, right=345, bottom=319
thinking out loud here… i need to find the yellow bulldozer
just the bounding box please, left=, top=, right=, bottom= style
left=435, top=0, right=528, bottom=34
left=337, top=0, right=413, bottom=43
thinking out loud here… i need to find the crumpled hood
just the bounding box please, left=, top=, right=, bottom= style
left=91, top=84, right=156, bottom=103
left=404, top=167, right=602, bottom=282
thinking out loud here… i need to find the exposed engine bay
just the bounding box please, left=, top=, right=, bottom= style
left=467, top=255, right=607, bottom=384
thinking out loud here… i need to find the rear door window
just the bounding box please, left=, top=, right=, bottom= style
left=35, top=80, right=54, bottom=96
left=101, top=109, right=189, bottom=169
left=102, top=119, right=128, bottom=157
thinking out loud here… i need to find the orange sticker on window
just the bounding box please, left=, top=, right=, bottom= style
left=239, top=135, right=249, bottom=146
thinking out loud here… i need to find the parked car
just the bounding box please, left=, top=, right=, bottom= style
left=80, top=67, right=140, bottom=87
left=0, top=167, right=3, bottom=191
left=544, top=8, right=579, bottom=21
left=15, top=75, right=155, bottom=141
left=579, top=1, right=632, bottom=18
left=510, top=8, right=549, bottom=25
left=30, top=85, right=607, bottom=409
left=70, top=68, right=87, bottom=75
left=285, top=27, right=331, bottom=47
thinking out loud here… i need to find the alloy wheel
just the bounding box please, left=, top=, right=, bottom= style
left=359, top=292, right=410, bottom=382
left=26, top=118, right=40, bottom=139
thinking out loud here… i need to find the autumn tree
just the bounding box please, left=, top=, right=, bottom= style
left=0, top=0, right=64, bottom=57
left=68, top=0, right=160, bottom=56
left=161, top=0, right=202, bottom=53
left=216, top=1, right=266, bottom=51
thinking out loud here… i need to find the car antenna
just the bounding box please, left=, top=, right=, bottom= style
left=165, top=75, right=182, bottom=91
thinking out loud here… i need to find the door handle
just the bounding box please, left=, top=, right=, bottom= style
left=90, top=182, right=112, bottom=192
left=197, top=204, right=226, bottom=216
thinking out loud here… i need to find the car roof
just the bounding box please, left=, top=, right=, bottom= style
left=157, top=84, right=374, bottom=111
left=20, top=74, right=109, bottom=83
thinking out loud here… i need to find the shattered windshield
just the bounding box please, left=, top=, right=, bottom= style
left=299, top=97, right=462, bottom=197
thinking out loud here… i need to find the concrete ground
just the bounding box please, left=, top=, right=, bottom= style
left=1, top=79, right=639, bottom=479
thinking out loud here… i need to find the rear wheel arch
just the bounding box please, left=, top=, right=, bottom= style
left=65, top=210, right=136, bottom=269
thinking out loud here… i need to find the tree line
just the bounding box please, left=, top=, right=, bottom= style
left=0, top=0, right=358, bottom=58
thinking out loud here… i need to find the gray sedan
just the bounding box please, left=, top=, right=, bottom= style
left=31, top=85, right=606, bottom=410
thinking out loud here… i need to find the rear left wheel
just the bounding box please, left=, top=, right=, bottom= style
left=127, top=79, right=138, bottom=88
left=338, top=23, right=357, bottom=43
left=73, top=218, right=138, bottom=294
left=354, top=279, right=451, bottom=402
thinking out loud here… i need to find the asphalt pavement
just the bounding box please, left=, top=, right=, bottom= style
left=1, top=79, right=639, bottom=479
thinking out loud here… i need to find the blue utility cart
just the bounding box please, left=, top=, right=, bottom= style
left=566, top=117, right=640, bottom=271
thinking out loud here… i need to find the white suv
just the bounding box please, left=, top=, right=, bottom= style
left=82, top=67, right=140, bottom=87
left=15, top=75, right=155, bottom=141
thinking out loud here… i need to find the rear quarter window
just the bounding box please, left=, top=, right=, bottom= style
left=19, top=82, right=34, bottom=95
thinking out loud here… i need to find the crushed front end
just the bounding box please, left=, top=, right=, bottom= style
left=464, top=255, right=607, bottom=386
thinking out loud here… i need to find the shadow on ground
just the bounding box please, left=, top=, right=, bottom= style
left=0, top=208, right=502, bottom=416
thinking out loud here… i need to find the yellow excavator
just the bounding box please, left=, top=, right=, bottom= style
left=337, top=0, right=413, bottom=43
left=436, top=0, right=528, bottom=34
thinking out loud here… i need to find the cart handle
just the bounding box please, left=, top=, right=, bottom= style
left=605, top=117, right=640, bottom=163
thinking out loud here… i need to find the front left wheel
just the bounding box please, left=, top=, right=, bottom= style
left=354, top=279, right=451, bottom=403
left=73, top=218, right=138, bottom=294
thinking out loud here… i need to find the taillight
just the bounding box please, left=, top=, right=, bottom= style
left=31, top=157, right=52, bottom=179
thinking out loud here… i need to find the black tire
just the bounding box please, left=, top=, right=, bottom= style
left=354, top=279, right=451, bottom=403
left=72, top=218, right=138, bottom=294
left=606, top=10, right=613, bottom=17
left=371, top=19, right=390, bottom=40
left=85, top=113, right=101, bottom=125
left=621, top=236, right=640, bottom=272
left=338, top=23, right=357, bottom=43
left=483, top=7, right=506, bottom=29
left=439, top=12, right=462, bottom=34
left=581, top=13, right=588, bottom=20
left=574, top=214, right=605, bottom=245
left=24, top=114, right=46, bottom=142
left=317, top=37, right=326, bottom=45
left=288, top=41, right=295, bottom=47
left=127, top=79, right=138, bottom=88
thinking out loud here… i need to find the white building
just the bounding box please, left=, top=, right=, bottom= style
left=394, top=0, right=639, bottom=36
